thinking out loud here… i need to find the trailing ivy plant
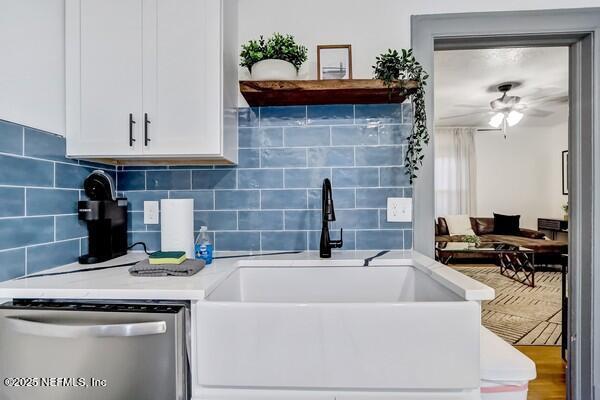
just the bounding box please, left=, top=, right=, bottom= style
left=373, top=49, right=429, bottom=183
left=240, top=33, right=308, bottom=71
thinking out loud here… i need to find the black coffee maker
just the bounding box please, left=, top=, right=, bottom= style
left=78, top=170, right=128, bottom=264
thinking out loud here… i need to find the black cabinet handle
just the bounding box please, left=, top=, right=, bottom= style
left=144, top=113, right=151, bottom=146
left=129, top=113, right=136, bottom=146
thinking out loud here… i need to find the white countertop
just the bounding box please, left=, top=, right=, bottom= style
left=0, top=250, right=494, bottom=301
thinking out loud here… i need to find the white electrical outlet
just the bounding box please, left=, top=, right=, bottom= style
left=387, top=197, right=412, bottom=222
left=143, top=201, right=159, bottom=224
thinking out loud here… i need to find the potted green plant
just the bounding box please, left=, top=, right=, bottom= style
left=373, top=49, right=428, bottom=184
left=463, top=235, right=481, bottom=248
left=240, top=33, right=308, bottom=80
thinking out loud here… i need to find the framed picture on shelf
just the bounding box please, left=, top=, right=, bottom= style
left=562, top=150, right=568, bottom=195
left=317, top=44, right=352, bottom=80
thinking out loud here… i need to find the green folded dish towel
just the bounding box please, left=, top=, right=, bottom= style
left=129, top=258, right=205, bottom=277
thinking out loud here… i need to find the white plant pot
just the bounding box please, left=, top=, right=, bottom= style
left=250, top=59, right=298, bottom=80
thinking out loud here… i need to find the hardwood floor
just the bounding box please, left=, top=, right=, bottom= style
left=515, top=345, right=566, bottom=400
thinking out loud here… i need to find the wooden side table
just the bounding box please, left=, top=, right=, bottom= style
left=538, top=218, right=568, bottom=240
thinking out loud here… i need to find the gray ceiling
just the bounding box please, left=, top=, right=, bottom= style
left=434, top=47, right=569, bottom=128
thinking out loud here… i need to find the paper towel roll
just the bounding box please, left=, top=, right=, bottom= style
left=161, top=199, right=195, bottom=258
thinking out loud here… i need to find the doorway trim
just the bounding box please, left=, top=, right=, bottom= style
left=411, top=8, right=600, bottom=400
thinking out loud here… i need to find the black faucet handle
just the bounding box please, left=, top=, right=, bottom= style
left=330, top=228, right=343, bottom=249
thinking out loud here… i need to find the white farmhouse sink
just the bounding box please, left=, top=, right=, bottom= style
left=196, top=265, right=481, bottom=392
left=206, top=266, right=462, bottom=303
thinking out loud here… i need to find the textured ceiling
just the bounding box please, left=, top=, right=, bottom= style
left=434, top=47, right=569, bottom=128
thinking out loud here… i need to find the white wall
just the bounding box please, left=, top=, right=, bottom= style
left=475, top=123, right=568, bottom=229
left=1, top=0, right=600, bottom=133
left=237, top=0, right=599, bottom=82
left=0, top=0, right=65, bottom=135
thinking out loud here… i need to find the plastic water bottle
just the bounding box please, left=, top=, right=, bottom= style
left=195, top=226, right=213, bottom=265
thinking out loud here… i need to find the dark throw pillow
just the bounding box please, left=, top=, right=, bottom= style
left=493, top=213, right=521, bottom=235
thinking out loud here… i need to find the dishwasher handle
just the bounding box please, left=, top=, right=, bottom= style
left=5, top=317, right=167, bottom=338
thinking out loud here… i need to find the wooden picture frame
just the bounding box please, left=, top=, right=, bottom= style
left=562, top=150, right=568, bottom=195
left=317, top=44, right=352, bottom=80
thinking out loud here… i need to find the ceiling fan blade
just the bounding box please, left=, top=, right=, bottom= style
left=437, top=111, right=491, bottom=120
left=446, top=103, right=490, bottom=109
left=524, top=108, right=553, bottom=117
left=527, top=95, right=569, bottom=105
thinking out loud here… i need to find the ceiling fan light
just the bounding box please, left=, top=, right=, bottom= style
left=507, top=110, right=524, bottom=127
left=489, top=113, right=504, bottom=128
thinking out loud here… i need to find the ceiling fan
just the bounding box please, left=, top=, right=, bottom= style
left=488, top=83, right=525, bottom=128
left=437, top=81, right=568, bottom=131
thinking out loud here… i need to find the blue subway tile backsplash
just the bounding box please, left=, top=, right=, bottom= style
left=238, top=210, right=283, bottom=231
left=191, top=169, right=236, bottom=189
left=332, top=167, right=379, bottom=188
left=26, top=188, right=79, bottom=216
left=0, top=120, right=23, bottom=155
left=24, top=127, right=73, bottom=163
left=194, top=211, right=238, bottom=231
left=0, top=103, right=413, bottom=281
left=55, top=214, right=88, bottom=240
left=238, top=149, right=260, bottom=168
left=259, top=106, right=306, bottom=127
left=117, top=170, right=145, bottom=191
left=355, top=146, right=404, bottom=166
left=0, top=216, right=55, bottom=250
left=238, top=107, right=259, bottom=128
left=307, top=104, right=354, bottom=125
left=215, top=190, right=259, bottom=210
left=55, top=163, right=116, bottom=189
left=0, top=154, right=54, bottom=187
left=169, top=190, right=214, bottom=209
left=147, top=170, right=191, bottom=191
left=261, top=148, right=307, bottom=168
left=261, top=231, right=307, bottom=251
left=355, top=104, right=403, bottom=124
left=284, top=168, right=331, bottom=188
left=308, top=188, right=355, bottom=210
left=215, top=231, right=261, bottom=251
left=356, top=187, right=406, bottom=208
left=356, top=230, right=404, bottom=250
left=0, top=120, right=114, bottom=280
left=261, top=189, right=308, bottom=210
left=238, top=127, right=283, bottom=148
left=0, top=249, right=26, bottom=281
left=26, top=239, right=81, bottom=275
left=0, top=187, right=25, bottom=218
left=283, top=126, right=330, bottom=147
left=331, top=125, right=378, bottom=146
left=238, top=169, right=283, bottom=189
left=120, top=104, right=413, bottom=252
left=284, top=210, right=321, bottom=231
left=307, top=147, right=354, bottom=167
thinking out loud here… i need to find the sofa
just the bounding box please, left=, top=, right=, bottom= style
left=435, top=217, right=568, bottom=265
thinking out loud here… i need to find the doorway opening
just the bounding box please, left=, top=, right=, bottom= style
left=411, top=8, right=600, bottom=400
left=433, top=45, right=569, bottom=398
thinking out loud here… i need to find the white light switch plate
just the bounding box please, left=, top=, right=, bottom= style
left=387, top=197, right=412, bottom=222
left=143, top=201, right=159, bottom=224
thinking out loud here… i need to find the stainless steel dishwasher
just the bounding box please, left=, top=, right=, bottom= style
left=0, top=300, right=187, bottom=400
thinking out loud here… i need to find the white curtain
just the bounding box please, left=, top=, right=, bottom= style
left=435, top=127, right=477, bottom=217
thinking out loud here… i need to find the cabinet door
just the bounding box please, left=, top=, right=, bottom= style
left=66, top=0, right=143, bottom=157
left=141, top=0, right=222, bottom=157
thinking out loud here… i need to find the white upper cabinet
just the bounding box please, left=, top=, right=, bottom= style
left=66, top=0, right=238, bottom=164
left=68, top=0, right=143, bottom=157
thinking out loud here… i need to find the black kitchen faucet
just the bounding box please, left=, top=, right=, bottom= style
left=320, top=178, right=343, bottom=258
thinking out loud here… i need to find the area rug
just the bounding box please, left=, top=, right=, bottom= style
left=452, top=265, right=562, bottom=345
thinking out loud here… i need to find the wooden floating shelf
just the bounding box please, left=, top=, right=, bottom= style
left=239, top=79, right=418, bottom=107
